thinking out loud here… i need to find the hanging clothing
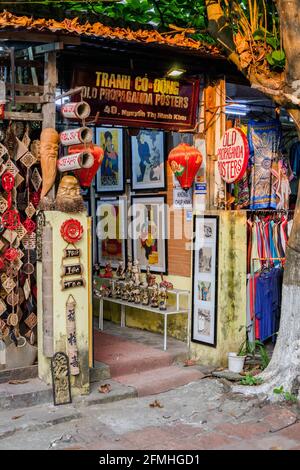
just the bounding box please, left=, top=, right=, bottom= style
left=248, top=120, right=282, bottom=210
left=289, top=141, right=300, bottom=178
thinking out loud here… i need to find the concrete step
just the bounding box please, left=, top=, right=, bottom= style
left=0, top=403, right=82, bottom=441
left=94, top=331, right=187, bottom=378
left=79, top=380, right=137, bottom=407
left=115, top=366, right=204, bottom=397
left=0, top=379, right=52, bottom=410
left=0, top=365, right=38, bottom=384
left=89, top=361, right=111, bottom=383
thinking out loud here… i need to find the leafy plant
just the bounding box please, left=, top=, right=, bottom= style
left=273, top=386, right=298, bottom=403
left=237, top=325, right=270, bottom=370
left=240, top=374, right=263, bottom=386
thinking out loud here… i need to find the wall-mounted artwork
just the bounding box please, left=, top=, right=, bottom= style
left=131, top=195, right=167, bottom=273
left=192, top=215, right=219, bottom=347
left=96, top=127, right=124, bottom=193
left=131, top=130, right=165, bottom=191
left=96, top=197, right=127, bottom=268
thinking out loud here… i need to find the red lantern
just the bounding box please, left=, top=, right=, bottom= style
left=168, top=143, right=203, bottom=190
left=69, top=143, right=104, bottom=187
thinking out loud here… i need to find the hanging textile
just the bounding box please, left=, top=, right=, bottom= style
left=248, top=120, right=282, bottom=210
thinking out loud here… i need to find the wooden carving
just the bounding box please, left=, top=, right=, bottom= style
left=40, top=128, right=59, bottom=199
left=51, top=352, right=72, bottom=406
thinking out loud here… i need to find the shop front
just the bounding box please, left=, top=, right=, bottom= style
left=0, top=11, right=296, bottom=404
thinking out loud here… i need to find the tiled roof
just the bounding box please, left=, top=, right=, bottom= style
left=0, top=11, right=222, bottom=56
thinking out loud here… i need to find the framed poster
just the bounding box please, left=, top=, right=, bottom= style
left=131, top=130, right=166, bottom=191
left=191, top=215, right=219, bottom=347
left=95, top=127, right=124, bottom=193
left=96, top=197, right=127, bottom=268
left=131, top=195, right=167, bottom=273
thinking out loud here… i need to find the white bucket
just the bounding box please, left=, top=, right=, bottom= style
left=228, top=352, right=246, bottom=373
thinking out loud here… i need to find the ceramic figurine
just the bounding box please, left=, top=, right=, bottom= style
left=115, top=281, right=122, bottom=299
left=159, top=286, right=167, bottom=310
left=150, top=284, right=159, bottom=308
left=159, top=274, right=173, bottom=290
left=133, top=286, right=141, bottom=304
left=146, top=265, right=156, bottom=287
left=93, top=263, right=101, bottom=277
left=100, top=262, right=113, bottom=278
left=141, top=284, right=149, bottom=305
left=132, top=259, right=141, bottom=286
left=121, top=282, right=129, bottom=301
left=127, top=281, right=135, bottom=303
left=126, top=259, right=133, bottom=281
left=116, top=261, right=125, bottom=280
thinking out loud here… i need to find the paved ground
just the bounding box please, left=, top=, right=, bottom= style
left=0, top=377, right=299, bottom=450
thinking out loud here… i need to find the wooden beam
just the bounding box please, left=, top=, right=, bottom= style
left=4, top=111, right=43, bottom=121
left=11, top=95, right=50, bottom=104
left=0, top=31, right=80, bottom=45
left=15, top=42, right=64, bottom=58
left=6, top=83, right=45, bottom=93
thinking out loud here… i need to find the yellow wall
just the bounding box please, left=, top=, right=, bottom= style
left=190, top=210, right=247, bottom=366
left=37, top=211, right=90, bottom=396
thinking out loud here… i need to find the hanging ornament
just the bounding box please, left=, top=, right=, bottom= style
left=2, top=229, right=17, bottom=244
left=15, top=137, right=29, bottom=161
left=31, top=168, right=42, bottom=192
left=0, top=143, right=8, bottom=159
left=20, top=151, right=37, bottom=169
left=22, top=233, right=36, bottom=250
left=15, top=223, right=27, bottom=241
left=2, top=277, right=16, bottom=294
left=23, top=278, right=31, bottom=300
left=0, top=256, right=5, bottom=270
left=168, top=143, right=203, bottom=191
left=0, top=298, right=6, bottom=316
left=60, top=219, right=83, bottom=244
left=4, top=247, right=19, bottom=262
left=0, top=239, right=4, bottom=252
left=25, top=202, right=36, bottom=219
left=4, top=122, right=17, bottom=158
left=30, top=191, right=41, bottom=208
left=23, top=218, right=36, bottom=234
left=0, top=195, right=8, bottom=214
left=65, top=295, right=80, bottom=376
left=14, top=173, right=24, bottom=188
left=5, top=159, right=19, bottom=177
left=2, top=171, right=14, bottom=192
left=1, top=209, right=20, bottom=230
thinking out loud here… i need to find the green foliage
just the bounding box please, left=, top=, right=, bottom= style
left=237, top=326, right=270, bottom=370
left=240, top=374, right=263, bottom=386
left=273, top=386, right=298, bottom=403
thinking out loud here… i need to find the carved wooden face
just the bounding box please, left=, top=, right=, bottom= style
left=56, top=176, right=81, bottom=200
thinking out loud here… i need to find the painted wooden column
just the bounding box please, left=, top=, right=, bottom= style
left=38, top=212, right=90, bottom=396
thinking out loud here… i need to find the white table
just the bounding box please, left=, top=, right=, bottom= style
left=96, top=288, right=190, bottom=351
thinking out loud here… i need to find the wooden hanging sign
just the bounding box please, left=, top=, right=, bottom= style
left=61, top=263, right=83, bottom=277
left=61, top=278, right=85, bottom=290
left=63, top=248, right=81, bottom=258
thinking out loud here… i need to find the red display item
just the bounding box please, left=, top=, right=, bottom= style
left=168, top=143, right=203, bottom=191
left=2, top=172, right=15, bottom=192
left=4, top=247, right=19, bottom=262
left=69, top=143, right=104, bottom=187
left=60, top=219, right=84, bottom=244
left=217, top=128, right=249, bottom=184
left=1, top=209, right=20, bottom=230
left=23, top=218, right=36, bottom=234
left=30, top=191, right=41, bottom=208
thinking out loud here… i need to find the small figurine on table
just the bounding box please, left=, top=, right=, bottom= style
left=159, top=286, right=167, bottom=310
left=127, top=280, right=135, bottom=303
left=116, top=261, right=125, bottom=280
left=159, top=274, right=173, bottom=290
left=141, top=283, right=149, bottom=305
left=115, top=282, right=122, bottom=299
left=93, top=263, right=101, bottom=277
left=150, top=284, right=159, bottom=308
left=133, top=286, right=141, bottom=304
left=126, top=259, right=133, bottom=281
left=121, top=282, right=129, bottom=301
left=132, top=259, right=141, bottom=286
left=100, top=262, right=113, bottom=278
left=110, top=280, right=117, bottom=298
left=146, top=265, right=156, bottom=287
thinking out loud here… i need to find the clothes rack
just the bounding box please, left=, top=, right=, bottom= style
left=250, top=257, right=285, bottom=343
